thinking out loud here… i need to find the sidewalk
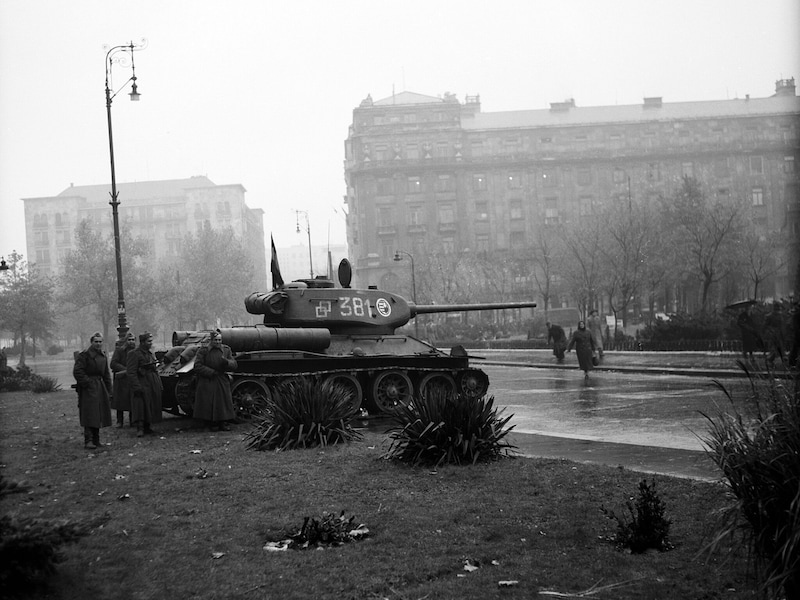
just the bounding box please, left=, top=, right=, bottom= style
left=475, top=348, right=781, bottom=378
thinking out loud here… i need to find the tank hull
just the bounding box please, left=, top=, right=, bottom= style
left=159, top=331, right=488, bottom=417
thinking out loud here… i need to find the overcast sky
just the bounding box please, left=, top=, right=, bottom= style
left=1, top=0, right=798, bottom=266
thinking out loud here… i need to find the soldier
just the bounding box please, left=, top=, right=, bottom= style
left=110, top=332, right=136, bottom=427
left=193, top=330, right=237, bottom=431
left=127, top=332, right=163, bottom=437
left=72, top=332, right=113, bottom=450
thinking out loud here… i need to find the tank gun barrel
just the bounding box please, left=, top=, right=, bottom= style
left=410, top=301, right=536, bottom=317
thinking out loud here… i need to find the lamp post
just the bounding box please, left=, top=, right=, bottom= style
left=295, top=209, right=313, bottom=278
left=105, top=40, right=145, bottom=342
left=393, top=250, right=419, bottom=338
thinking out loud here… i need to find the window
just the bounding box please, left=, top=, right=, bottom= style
left=408, top=205, right=424, bottom=226
left=476, top=233, right=490, bottom=253
left=54, top=213, right=62, bottom=226
left=542, top=168, right=558, bottom=187
left=713, top=158, right=729, bottom=177
left=507, top=172, right=522, bottom=189
left=56, top=229, right=70, bottom=245
left=473, top=174, right=487, bottom=191
left=752, top=188, right=764, bottom=206
left=576, top=168, right=592, bottom=186
left=377, top=177, right=393, bottom=195
left=579, top=196, right=593, bottom=216
left=510, top=231, right=526, bottom=249
left=509, top=199, right=523, bottom=220
left=441, top=236, right=455, bottom=253
left=407, top=176, right=421, bottom=194
left=381, top=240, right=396, bottom=260
left=785, top=156, right=795, bottom=173
left=406, top=144, right=419, bottom=160
left=470, top=141, right=484, bottom=157
left=436, top=174, right=454, bottom=192
left=35, top=248, right=50, bottom=264
left=438, top=203, right=455, bottom=224
left=436, top=142, right=449, bottom=158
left=647, top=162, right=660, bottom=181
left=750, top=156, right=763, bottom=175
left=378, top=207, right=394, bottom=227
left=681, top=162, right=694, bottom=178
left=540, top=136, right=552, bottom=144
left=374, top=145, right=388, bottom=161
left=613, top=168, right=626, bottom=184
left=545, top=197, right=559, bottom=225
left=34, top=230, right=49, bottom=245
left=475, top=201, right=489, bottom=220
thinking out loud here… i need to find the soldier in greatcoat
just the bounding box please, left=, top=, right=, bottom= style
left=193, top=330, right=237, bottom=431
left=72, top=332, right=112, bottom=450
left=127, top=332, right=163, bottom=437
left=110, top=332, right=136, bottom=427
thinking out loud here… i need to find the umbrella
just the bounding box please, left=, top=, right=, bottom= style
left=724, top=299, right=757, bottom=310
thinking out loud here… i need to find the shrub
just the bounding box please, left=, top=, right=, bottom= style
left=244, top=376, right=362, bottom=451
left=0, top=475, right=91, bottom=595
left=637, top=312, right=728, bottom=343
left=602, top=479, right=673, bottom=553
left=383, top=389, right=516, bottom=466
left=702, top=365, right=800, bottom=599
left=46, top=345, right=63, bottom=356
left=29, top=374, right=61, bottom=393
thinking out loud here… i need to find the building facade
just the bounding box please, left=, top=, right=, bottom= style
left=23, top=175, right=267, bottom=289
left=344, top=81, right=800, bottom=309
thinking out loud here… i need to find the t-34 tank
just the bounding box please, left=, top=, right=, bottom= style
left=160, top=259, right=536, bottom=416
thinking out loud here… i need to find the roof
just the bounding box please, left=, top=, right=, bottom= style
left=463, top=95, right=800, bottom=130
left=55, top=175, right=221, bottom=203
left=373, top=91, right=447, bottom=106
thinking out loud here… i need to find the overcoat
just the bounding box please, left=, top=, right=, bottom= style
left=193, top=344, right=237, bottom=422
left=127, top=346, right=163, bottom=424
left=547, top=324, right=568, bottom=357
left=587, top=314, right=605, bottom=351
left=567, top=328, right=596, bottom=372
left=110, top=344, right=133, bottom=411
left=73, top=347, right=113, bottom=428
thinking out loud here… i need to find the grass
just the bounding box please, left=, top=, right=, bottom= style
left=1, top=389, right=757, bottom=599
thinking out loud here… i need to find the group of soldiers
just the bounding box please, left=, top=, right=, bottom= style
left=72, top=330, right=237, bottom=451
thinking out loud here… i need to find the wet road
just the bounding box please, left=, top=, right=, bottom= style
left=483, top=364, right=748, bottom=452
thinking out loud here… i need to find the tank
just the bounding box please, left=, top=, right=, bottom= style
left=159, top=259, right=536, bottom=417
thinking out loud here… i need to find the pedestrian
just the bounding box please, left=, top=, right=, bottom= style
left=110, top=332, right=136, bottom=428
left=736, top=305, right=763, bottom=360
left=763, top=302, right=786, bottom=366
left=587, top=309, right=605, bottom=359
left=567, top=320, right=597, bottom=379
left=546, top=321, right=568, bottom=363
left=72, top=332, right=113, bottom=450
left=193, top=330, right=237, bottom=431
left=127, top=331, right=163, bottom=438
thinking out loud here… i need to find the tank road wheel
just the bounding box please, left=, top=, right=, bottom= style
left=456, top=369, right=489, bottom=399
left=231, top=379, right=272, bottom=421
left=417, top=372, right=457, bottom=399
left=370, top=370, right=413, bottom=414
left=324, top=373, right=363, bottom=414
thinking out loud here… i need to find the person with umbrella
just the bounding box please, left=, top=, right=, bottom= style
left=732, top=301, right=762, bottom=360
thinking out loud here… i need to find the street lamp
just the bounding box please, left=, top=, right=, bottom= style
left=295, top=209, right=313, bottom=278
left=105, top=40, right=145, bottom=341
left=393, top=250, right=419, bottom=338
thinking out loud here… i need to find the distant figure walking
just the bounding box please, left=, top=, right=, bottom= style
left=110, top=332, right=136, bottom=428
left=567, top=320, right=597, bottom=379
left=546, top=322, right=568, bottom=363
left=127, top=332, right=163, bottom=438
left=73, top=332, right=112, bottom=450
left=193, top=330, right=237, bottom=431
left=736, top=305, right=763, bottom=360
left=764, top=302, right=786, bottom=366
left=587, top=309, right=605, bottom=359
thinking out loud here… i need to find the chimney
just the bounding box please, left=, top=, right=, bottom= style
left=774, top=78, right=796, bottom=97
left=643, top=97, right=662, bottom=108
left=549, top=98, right=576, bottom=112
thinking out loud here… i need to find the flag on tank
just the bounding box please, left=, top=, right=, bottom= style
left=270, top=235, right=284, bottom=289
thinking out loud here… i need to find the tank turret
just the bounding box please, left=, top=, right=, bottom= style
left=160, top=259, right=536, bottom=417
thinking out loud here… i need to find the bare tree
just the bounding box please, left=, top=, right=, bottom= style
left=525, top=222, right=564, bottom=317
left=739, top=227, right=785, bottom=300
left=661, top=177, right=744, bottom=314
left=560, top=219, right=605, bottom=318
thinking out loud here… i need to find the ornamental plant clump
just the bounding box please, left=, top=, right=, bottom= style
left=263, top=511, right=369, bottom=552
left=383, top=389, right=516, bottom=467
left=244, top=376, right=362, bottom=451
left=602, top=479, right=673, bottom=553
left=702, top=365, right=800, bottom=599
